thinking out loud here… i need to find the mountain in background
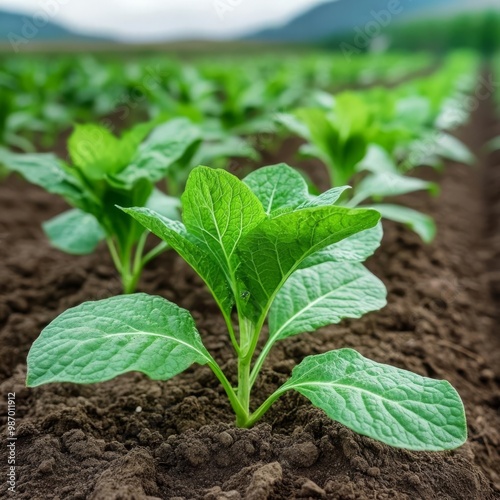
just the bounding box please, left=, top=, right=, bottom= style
left=244, top=0, right=490, bottom=42
left=0, top=9, right=112, bottom=45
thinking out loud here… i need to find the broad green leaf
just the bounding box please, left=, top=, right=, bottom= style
left=281, top=349, right=467, bottom=451
left=27, top=294, right=210, bottom=387
left=301, top=223, right=383, bottom=267
left=350, top=172, right=438, bottom=206
left=146, top=188, right=181, bottom=221
left=69, top=124, right=129, bottom=180
left=333, top=92, right=371, bottom=140
left=294, top=104, right=368, bottom=187
left=182, top=167, right=266, bottom=281
left=121, top=207, right=234, bottom=317
left=236, top=206, right=380, bottom=317
left=243, top=164, right=309, bottom=214
left=1, top=150, right=87, bottom=209
left=43, top=209, right=105, bottom=255
left=372, top=204, right=436, bottom=243
left=118, top=118, right=201, bottom=187
left=269, top=263, right=386, bottom=341
left=194, top=136, right=258, bottom=166
left=294, top=108, right=335, bottom=159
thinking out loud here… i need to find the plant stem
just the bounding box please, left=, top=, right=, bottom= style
left=133, top=232, right=148, bottom=274
left=249, top=339, right=275, bottom=389
left=205, top=356, right=246, bottom=421
left=122, top=270, right=140, bottom=295
left=236, top=357, right=251, bottom=425
left=244, top=387, right=286, bottom=428
left=107, top=235, right=147, bottom=294
left=234, top=317, right=258, bottom=426
left=106, top=237, right=123, bottom=275
left=142, top=241, right=169, bottom=266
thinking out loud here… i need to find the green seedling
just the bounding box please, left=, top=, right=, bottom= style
left=1, top=118, right=201, bottom=293
left=26, top=165, right=467, bottom=450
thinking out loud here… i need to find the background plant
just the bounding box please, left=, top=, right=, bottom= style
left=1, top=118, right=202, bottom=293
left=277, top=53, right=479, bottom=242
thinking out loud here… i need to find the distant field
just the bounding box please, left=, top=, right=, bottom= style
left=0, top=39, right=308, bottom=56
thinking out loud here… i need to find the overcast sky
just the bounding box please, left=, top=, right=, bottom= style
left=0, top=0, right=332, bottom=40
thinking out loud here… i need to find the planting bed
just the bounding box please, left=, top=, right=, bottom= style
left=1, top=101, right=500, bottom=499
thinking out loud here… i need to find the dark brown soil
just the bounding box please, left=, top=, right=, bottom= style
left=1, top=102, right=500, bottom=499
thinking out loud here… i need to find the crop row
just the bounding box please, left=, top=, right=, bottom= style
left=0, top=49, right=482, bottom=453
left=0, top=51, right=434, bottom=151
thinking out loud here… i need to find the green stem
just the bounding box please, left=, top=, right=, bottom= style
left=244, top=387, right=287, bottom=428
left=223, top=312, right=241, bottom=356
left=133, top=232, right=148, bottom=274
left=249, top=339, right=275, bottom=389
left=122, top=270, right=140, bottom=295
left=206, top=356, right=246, bottom=420
left=121, top=232, right=150, bottom=294
left=239, top=317, right=256, bottom=359
left=234, top=317, right=258, bottom=426
left=142, top=241, right=169, bottom=266
left=106, top=237, right=123, bottom=275
left=236, top=357, right=251, bottom=426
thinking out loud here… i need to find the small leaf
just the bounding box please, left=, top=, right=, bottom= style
left=269, top=263, right=386, bottom=341
left=146, top=188, right=181, bottom=220
left=282, top=349, right=467, bottom=450
left=244, top=163, right=309, bottom=214
left=27, top=294, right=210, bottom=387
left=194, top=135, right=258, bottom=165
left=333, top=92, right=371, bottom=140
left=371, top=204, right=436, bottom=243
left=68, top=124, right=128, bottom=180
left=118, top=118, right=201, bottom=187
left=43, top=209, right=105, bottom=255
left=298, top=186, right=351, bottom=209
left=351, top=172, right=438, bottom=206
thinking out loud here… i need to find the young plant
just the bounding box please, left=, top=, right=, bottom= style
left=1, top=118, right=201, bottom=293
left=26, top=165, right=467, bottom=451
left=279, top=62, right=477, bottom=243
left=279, top=99, right=440, bottom=243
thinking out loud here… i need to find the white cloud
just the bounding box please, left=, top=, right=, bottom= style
left=0, top=0, right=330, bottom=40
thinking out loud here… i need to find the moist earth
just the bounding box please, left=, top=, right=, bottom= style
left=1, top=101, right=500, bottom=499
